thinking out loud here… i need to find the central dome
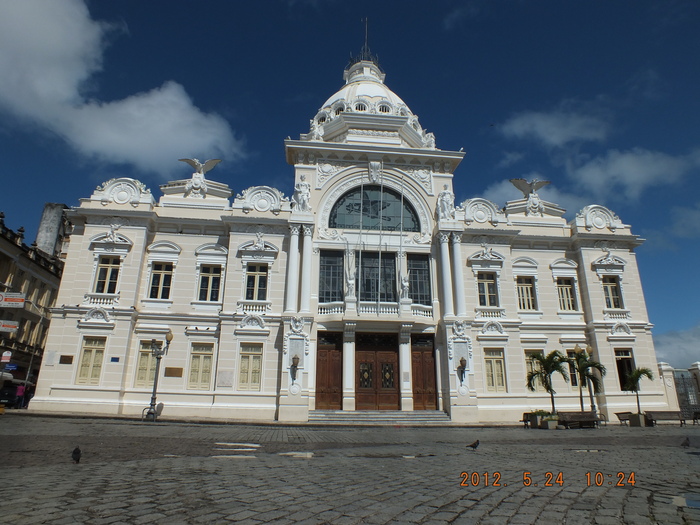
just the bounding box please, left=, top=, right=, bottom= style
left=306, top=48, right=435, bottom=149
left=321, top=59, right=411, bottom=114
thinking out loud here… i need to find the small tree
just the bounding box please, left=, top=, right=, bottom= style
left=526, top=350, right=569, bottom=414
left=568, top=345, right=606, bottom=412
left=624, top=367, right=654, bottom=414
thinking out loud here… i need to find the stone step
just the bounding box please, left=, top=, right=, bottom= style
left=307, top=410, right=453, bottom=426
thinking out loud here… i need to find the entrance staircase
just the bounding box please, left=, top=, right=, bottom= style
left=307, top=410, right=453, bottom=426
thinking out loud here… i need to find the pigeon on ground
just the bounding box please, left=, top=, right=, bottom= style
left=72, top=446, right=81, bottom=463
left=681, top=437, right=690, bottom=448
left=466, top=439, right=479, bottom=451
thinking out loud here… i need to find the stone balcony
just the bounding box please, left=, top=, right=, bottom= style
left=236, top=300, right=272, bottom=315
left=83, top=292, right=119, bottom=307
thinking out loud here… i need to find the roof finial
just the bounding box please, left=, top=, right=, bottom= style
left=348, top=17, right=383, bottom=72
left=363, top=17, right=369, bottom=54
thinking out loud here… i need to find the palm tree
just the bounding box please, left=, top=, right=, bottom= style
left=624, top=367, right=654, bottom=414
left=568, top=345, right=607, bottom=412
left=526, top=350, right=569, bottom=414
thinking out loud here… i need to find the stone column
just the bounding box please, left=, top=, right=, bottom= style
left=399, top=323, right=414, bottom=411
left=343, top=322, right=356, bottom=411
left=438, top=232, right=454, bottom=317
left=299, top=225, right=313, bottom=313
left=451, top=233, right=466, bottom=317
left=284, top=225, right=300, bottom=313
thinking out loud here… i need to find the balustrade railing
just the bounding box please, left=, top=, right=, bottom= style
left=317, top=301, right=345, bottom=315
left=236, top=300, right=272, bottom=314
left=83, top=292, right=119, bottom=306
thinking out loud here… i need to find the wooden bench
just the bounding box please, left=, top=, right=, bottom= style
left=557, top=411, right=603, bottom=429
left=644, top=411, right=685, bottom=427
left=519, top=412, right=532, bottom=429
left=615, top=412, right=633, bottom=425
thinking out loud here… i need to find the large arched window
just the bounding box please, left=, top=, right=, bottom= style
left=329, top=185, right=420, bottom=232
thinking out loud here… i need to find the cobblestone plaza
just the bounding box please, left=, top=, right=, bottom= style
left=1, top=414, right=698, bottom=524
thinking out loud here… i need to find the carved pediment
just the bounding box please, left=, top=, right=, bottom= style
left=576, top=205, right=623, bottom=232
left=462, top=198, right=502, bottom=226
left=234, top=186, right=288, bottom=214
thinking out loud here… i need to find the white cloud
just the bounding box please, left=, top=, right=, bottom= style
left=568, top=148, right=696, bottom=202
left=443, top=4, right=480, bottom=31
left=496, top=151, right=524, bottom=168
left=653, top=324, right=700, bottom=369
left=671, top=201, right=700, bottom=238
left=500, top=110, right=609, bottom=148
left=0, top=0, right=242, bottom=178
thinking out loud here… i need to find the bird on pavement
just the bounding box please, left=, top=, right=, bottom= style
left=72, top=446, right=81, bottom=463
left=466, top=440, right=479, bottom=451
left=681, top=437, right=690, bottom=448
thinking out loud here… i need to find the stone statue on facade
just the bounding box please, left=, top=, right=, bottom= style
left=400, top=273, right=410, bottom=300
left=179, top=158, right=221, bottom=199
left=509, top=178, right=550, bottom=198
left=438, top=184, right=455, bottom=220
left=510, top=178, right=550, bottom=217
left=291, top=175, right=311, bottom=212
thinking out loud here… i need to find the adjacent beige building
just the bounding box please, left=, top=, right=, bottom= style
left=32, top=50, right=675, bottom=422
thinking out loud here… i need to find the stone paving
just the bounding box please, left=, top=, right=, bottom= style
left=0, top=413, right=698, bottom=524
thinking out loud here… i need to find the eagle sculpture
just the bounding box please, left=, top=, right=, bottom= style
left=178, top=158, right=222, bottom=175
left=509, top=178, right=550, bottom=198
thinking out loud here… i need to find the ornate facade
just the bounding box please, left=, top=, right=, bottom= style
left=32, top=50, right=676, bottom=422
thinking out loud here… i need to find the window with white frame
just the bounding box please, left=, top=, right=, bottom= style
left=319, top=250, right=344, bottom=303
left=516, top=276, right=537, bottom=310
left=239, top=342, right=263, bottom=390
left=478, top=272, right=499, bottom=307
left=566, top=350, right=580, bottom=387
left=135, top=340, right=162, bottom=387
left=193, top=244, right=228, bottom=305
left=149, top=263, right=173, bottom=299
left=408, top=254, right=431, bottom=305
left=189, top=343, right=213, bottom=390
left=198, top=265, right=222, bottom=301
left=615, top=349, right=635, bottom=391
left=77, top=337, right=106, bottom=385
left=525, top=350, right=546, bottom=392
left=356, top=251, right=397, bottom=302
left=94, top=256, right=120, bottom=294
left=602, top=275, right=623, bottom=309
left=484, top=348, right=506, bottom=392
left=556, top=278, right=577, bottom=311
left=245, top=264, right=268, bottom=301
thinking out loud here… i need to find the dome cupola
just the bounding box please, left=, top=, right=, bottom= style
left=305, top=44, right=436, bottom=149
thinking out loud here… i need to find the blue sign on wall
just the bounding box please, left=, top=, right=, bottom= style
left=4, top=364, right=18, bottom=370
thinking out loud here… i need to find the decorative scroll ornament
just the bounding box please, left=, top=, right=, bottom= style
left=481, top=320, right=505, bottom=335
left=240, top=315, right=266, bottom=329
left=577, top=205, right=623, bottom=232
left=368, top=161, right=382, bottom=183
left=610, top=322, right=632, bottom=335
left=95, top=178, right=152, bottom=207
left=235, top=186, right=287, bottom=214
left=463, top=198, right=502, bottom=226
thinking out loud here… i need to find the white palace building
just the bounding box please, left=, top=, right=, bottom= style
left=32, top=48, right=678, bottom=423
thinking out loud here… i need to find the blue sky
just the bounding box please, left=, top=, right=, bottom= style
left=0, top=0, right=698, bottom=367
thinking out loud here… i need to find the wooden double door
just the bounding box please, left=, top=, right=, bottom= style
left=315, top=332, right=343, bottom=410
left=355, top=333, right=400, bottom=411
left=315, top=331, right=437, bottom=411
left=411, top=335, right=437, bottom=410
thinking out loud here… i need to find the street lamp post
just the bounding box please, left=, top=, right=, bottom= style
left=145, top=330, right=173, bottom=422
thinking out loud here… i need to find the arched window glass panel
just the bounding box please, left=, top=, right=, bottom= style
left=329, top=185, right=420, bottom=232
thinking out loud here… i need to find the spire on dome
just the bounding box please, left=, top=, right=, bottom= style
left=347, top=18, right=384, bottom=73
